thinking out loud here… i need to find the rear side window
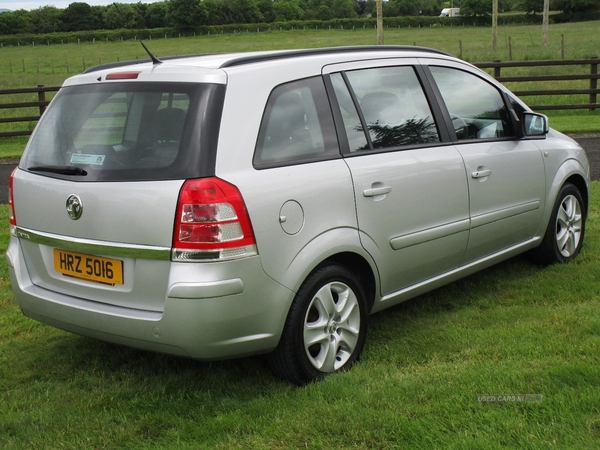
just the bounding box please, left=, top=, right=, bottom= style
left=429, top=66, right=515, bottom=140
left=331, top=66, right=440, bottom=152
left=21, top=82, right=225, bottom=182
left=254, top=77, right=339, bottom=168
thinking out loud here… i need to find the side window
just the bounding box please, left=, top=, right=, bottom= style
left=330, top=73, right=369, bottom=152
left=332, top=66, right=440, bottom=152
left=254, top=77, right=339, bottom=168
left=429, top=66, right=515, bottom=140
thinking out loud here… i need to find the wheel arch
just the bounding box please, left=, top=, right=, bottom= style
left=540, top=160, right=590, bottom=238
left=320, top=252, right=377, bottom=312
left=564, top=173, right=589, bottom=217
left=277, top=227, right=379, bottom=313
left=529, top=171, right=588, bottom=265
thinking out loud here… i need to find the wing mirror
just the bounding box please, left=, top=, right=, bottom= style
left=523, top=112, right=549, bottom=136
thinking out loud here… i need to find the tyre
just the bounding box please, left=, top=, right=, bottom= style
left=530, top=183, right=585, bottom=265
left=267, top=263, right=368, bottom=385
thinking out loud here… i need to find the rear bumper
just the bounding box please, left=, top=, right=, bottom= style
left=6, top=237, right=294, bottom=360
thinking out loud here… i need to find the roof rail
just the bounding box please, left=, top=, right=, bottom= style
left=82, top=45, right=450, bottom=74
left=219, top=45, right=450, bottom=68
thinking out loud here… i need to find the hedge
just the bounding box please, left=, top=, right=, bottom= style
left=553, top=11, right=600, bottom=23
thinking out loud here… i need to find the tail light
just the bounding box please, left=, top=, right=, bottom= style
left=172, top=178, right=257, bottom=261
left=8, top=167, right=17, bottom=228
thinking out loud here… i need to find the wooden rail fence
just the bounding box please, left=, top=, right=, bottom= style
left=0, top=57, right=598, bottom=138
left=475, top=57, right=599, bottom=111
left=0, top=85, right=60, bottom=138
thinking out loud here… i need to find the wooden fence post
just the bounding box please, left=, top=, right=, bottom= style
left=591, top=57, right=598, bottom=112
left=37, top=85, right=47, bottom=116
left=494, top=60, right=501, bottom=79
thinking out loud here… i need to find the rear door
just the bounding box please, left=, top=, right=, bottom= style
left=325, top=61, right=470, bottom=296
left=423, top=62, right=546, bottom=263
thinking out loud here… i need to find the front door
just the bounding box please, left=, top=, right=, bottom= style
left=427, top=64, right=546, bottom=263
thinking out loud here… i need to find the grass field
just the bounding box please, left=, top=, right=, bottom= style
left=0, top=20, right=599, bottom=144
left=2, top=20, right=599, bottom=72
left=1, top=183, right=599, bottom=448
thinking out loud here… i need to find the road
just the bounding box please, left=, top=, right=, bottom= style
left=0, top=134, right=598, bottom=204
left=574, top=134, right=600, bottom=182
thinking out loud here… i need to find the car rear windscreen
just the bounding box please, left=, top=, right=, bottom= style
left=20, top=82, right=225, bottom=181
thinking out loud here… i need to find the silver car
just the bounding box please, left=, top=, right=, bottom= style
left=7, top=46, right=590, bottom=384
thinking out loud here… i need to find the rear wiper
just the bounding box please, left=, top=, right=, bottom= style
left=27, top=165, right=88, bottom=176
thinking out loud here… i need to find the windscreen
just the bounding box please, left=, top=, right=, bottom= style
left=20, top=82, right=225, bottom=182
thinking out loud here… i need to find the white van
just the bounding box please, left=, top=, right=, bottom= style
left=440, top=8, right=460, bottom=16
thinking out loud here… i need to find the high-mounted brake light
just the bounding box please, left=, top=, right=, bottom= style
left=172, top=178, right=257, bottom=262
left=106, top=71, right=141, bottom=80
left=8, top=167, right=17, bottom=228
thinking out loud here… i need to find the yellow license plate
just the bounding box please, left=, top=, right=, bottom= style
left=53, top=249, right=123, bottom=285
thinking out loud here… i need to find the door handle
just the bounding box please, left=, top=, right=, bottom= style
left=363, top=186, right=392, bottom=197
left=471, top=168, right=491, bottom=179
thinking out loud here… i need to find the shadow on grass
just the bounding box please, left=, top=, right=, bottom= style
left=15, top=253, right=541, bottom=394
left=36, top=333, right=283, bottom=395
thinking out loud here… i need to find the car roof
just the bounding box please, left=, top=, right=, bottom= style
left=83, top=45, right=450, bottom=73
left=65, top=46, right=458, bottom=87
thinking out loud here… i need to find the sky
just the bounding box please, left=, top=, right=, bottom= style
left=0, top=1, right=162, bottom=11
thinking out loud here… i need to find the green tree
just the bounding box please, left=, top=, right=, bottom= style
left=229, top=0, right=261, bottom=23
left=423, top=0, right=445, bottom=14
left=460, top=0, right=491, bottom=15
left=332, top=0, right=358, bottom=17
left=104, top=3, right=144, bottom=29
left=0, top=9, right=29, bottom=34
left=386, top=0, right=420, bottom=15
left=203, top=0, right=233, bottom=24
left=313, top=0, right=335, bottom=19
left=27, top=6, right=61, bottom=33
left=60, top=2, right=97, bottom=31
left=167, top=0, right=208, bottom=30
left=134, top=1, right=148, bottom=21
left=384, top=0, right=444, bottom=16
left=145, top=1, right=169, bottom=28
left=202, top=0, right=220, bottom=24
left=256, top=0, right=274, bottom=22
left=554, top=0, right=600, bottom=13
left=272, top=0, right=304, bottom=21
left=90, top=5, right=107, bottom=29
left=516, top=0, right=543, bottom=13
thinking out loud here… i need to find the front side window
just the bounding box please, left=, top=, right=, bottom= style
left=254, top=77, right=339, bottom=168
left=332, top=66, right=439, bottom=152
left=429, top=66, right=515, bottom=140
left=21, top=82, right=225, bottom=181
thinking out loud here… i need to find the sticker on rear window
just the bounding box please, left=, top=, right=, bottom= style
left=70, top=154, right=106, bottom=165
